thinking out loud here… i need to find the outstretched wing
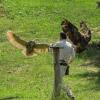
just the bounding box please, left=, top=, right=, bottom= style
left=80, top=21, right=91, bottom=42
left=7, top=31, right=27, bottom=50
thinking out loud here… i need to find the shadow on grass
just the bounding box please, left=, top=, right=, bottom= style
left=74, top=71, right=100, bottom=91
left=78, top=45, right=100, bottom=68
left=76, top=44, right=100, bottom=91
left=0, top=96, right=21, bottom=100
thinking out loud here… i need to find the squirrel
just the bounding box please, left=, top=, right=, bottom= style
left=7, top=31, right=49, bottom=56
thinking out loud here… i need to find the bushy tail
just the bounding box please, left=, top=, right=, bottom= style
left=7, top=31, right=27, bottom=50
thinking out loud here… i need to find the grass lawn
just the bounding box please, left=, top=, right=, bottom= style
left=0, top=0, right=100, bottom=100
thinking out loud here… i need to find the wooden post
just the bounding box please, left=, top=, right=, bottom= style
left=52, top=47, right=62, bottom=99
left=50, top=46, right=75, bottom=100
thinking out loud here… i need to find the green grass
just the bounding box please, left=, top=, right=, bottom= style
left=0, top=0, right=100, bottom=100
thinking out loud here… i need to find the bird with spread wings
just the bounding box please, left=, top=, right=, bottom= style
left=7, top=31, right=49, bottom=56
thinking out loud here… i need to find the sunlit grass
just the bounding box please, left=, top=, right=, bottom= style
left=0, top=0, right=100, bottom=100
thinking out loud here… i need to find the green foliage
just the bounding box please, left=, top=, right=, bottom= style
left=0, top=0, right=100, bottom=100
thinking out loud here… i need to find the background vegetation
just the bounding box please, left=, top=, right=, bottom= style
left=0, top=0, right=100, bottom=100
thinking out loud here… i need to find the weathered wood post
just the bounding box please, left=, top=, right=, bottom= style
left=51, top=47, right=62, bottom=99
left=50, top=46, right=75, bottom=100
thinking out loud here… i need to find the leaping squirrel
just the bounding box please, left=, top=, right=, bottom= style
left=7, top=31, right=49, bottom=56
